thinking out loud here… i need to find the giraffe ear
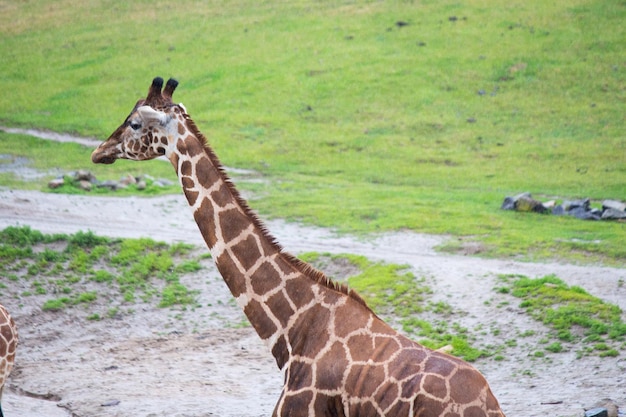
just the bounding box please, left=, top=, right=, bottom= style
left=137, top=105, right=170, bottom=126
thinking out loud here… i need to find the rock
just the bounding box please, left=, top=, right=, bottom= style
left=48, top=178, right=65, bottom=189
left=101, top=399, right=121, bottom=407
left=602, top=200, right=626, bottom=212
left=586, top=399, right=619, bottom=417
left=75, top=169, right=96, bottom=182
left=119, top=174, right=137, bottom=186
left=563, top=198, right=590, bottom=212
left=568, top=206, right=601, bottom=220
left=601, top=208, right=626, bottom=220
left=97, top=180, right=119, bottom=191
left=78, top=180, right=92, bottom=191
left=136, top=180, right=147, bottom=191
left=157, top=178, right=174, bottom=186
left=501, top=192, right=548, bottom=213
left=585, top=408, right=608, bottom=417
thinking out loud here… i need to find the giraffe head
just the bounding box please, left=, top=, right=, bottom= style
left=92, top=77, right=186, bottom=164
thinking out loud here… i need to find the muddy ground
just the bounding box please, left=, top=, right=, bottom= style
left=0, top=136, right=625, bottom=416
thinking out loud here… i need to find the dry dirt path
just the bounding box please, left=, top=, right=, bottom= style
left=0, top=188, right=625, bottom=417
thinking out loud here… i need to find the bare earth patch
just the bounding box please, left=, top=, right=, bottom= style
left=0, top=188, right=625, bottom=417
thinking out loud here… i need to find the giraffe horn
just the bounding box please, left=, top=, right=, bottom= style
left=146, top=77, right=164, bottom=103
left=163, top=78, right=179, bottom=100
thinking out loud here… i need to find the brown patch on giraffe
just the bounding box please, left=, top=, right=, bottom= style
left=449, top=368, right=483, bottom=404
left=193, top=199, right=217, bottom=247
left=385, top=398, right=412, bottom=416
left=313, top=393, right=345, bottom=416
left=315, top=341, right=349, bottom=390
left=211, top=183, right=233, bottom=208
left=355, top=401, right=380, bottom=416
left=370, top=317, right=397, bottom=335
left=345, top=363, right=386, bottom=397
left=195, top=156, right=222, bottom=190
left=424, top=354, right=458, bottom=377
left=272, top=254, right=298, bottom=276
left=231, top=235, right=262, bottom=271
left=180, top=160, right=192, bottom=177
left=333, top=303, right=369, bottom=338
left=183, top=189, right=199, bottom=207
left=178, top=122, right=186, bottom=135
left=178, top=134, right=205, bottom=158
left=284, top=277, right=314, bottom=308
left=181, top=176, right=195, bottom=190
left=388, top=348, right=425, bottom=381
left=346, top=334, right=374, bottom=362
left=401, top=374, right=423, bottom=399
left=465, top=406, right=488, bottom=417
left=266, top=292, right=295, bottom=328
left=289, top=305, right=331, bottom=358
left=219, top=208, right=250, bottom=244
left=280, top=390, right=314, bottom=413
left=423, top=374, right=449, bottom=399
left=286, top=359, right=313, bottom=391
left=416, top=397, right=449, bottom=417
left=373, top=335, right=401, bottom=353
left=215, top=253, right=245, bottom=297
left=271, top=335, right=289, bottom=369
left=377, top=382, right=401, bottom=412
left=244, top=299, right=277, bottom=340
left=250, top=261, right=284, bottom=296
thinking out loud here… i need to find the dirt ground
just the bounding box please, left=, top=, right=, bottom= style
left=0, top=129, right=625, bottom=416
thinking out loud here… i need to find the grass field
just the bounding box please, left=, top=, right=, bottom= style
left=0, top=0, right=624, bottom=264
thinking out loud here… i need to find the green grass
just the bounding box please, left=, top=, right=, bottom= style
left=0, top=0, right=624, bottom=264
left=0, top=226, right=201, bottom=312
left=497, top=274, right=626, bottom=357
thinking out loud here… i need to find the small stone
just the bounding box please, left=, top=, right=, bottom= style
left=584, top=408, right=608, bottom=417
left=136, top=180, right=147, bottom=191
left=48, top=178, right=65, bottom=189
left=119, top=174, right=137, bottom=186
left=101, top=399, right=120, bottom=407
left=78, top=180, right=92, bottom=191
left=98, top=180, right=118, bottom=191
left=568, top=206, right=600, bottom=220
left=602, top=208, right=626, bottom=220
left=157, top=178, right=174, bottom=186
left=75, top=169, right=96, bottom=182
left=602, top=200, right=626, bottom=212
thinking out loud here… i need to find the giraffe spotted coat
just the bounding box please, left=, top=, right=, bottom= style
left=92, top=77, right=506, bottom=417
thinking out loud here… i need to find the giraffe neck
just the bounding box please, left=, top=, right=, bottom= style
left=168, top=117, right=322, bottom=367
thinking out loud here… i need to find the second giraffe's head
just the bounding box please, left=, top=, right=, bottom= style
left=92, top=77, right=186, bottom=164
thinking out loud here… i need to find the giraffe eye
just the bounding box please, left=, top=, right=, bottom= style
left=129, top=121, right=142, bottom=131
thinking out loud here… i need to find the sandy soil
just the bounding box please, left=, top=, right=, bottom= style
left=0, top=188, right=624, bottom=417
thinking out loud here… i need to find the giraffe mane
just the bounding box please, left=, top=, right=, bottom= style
left=182, top=113, right=371, bottom=310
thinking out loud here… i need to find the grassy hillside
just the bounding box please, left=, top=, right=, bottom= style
left=0, top=0, right=624, bottom=263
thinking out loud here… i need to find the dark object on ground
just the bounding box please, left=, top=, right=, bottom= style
left=502, top=193, right=626, bottom=221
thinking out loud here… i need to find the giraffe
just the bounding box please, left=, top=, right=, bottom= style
left=91, top=77, right=506, bottom=417
left=0, top=304, right=18, bottom=417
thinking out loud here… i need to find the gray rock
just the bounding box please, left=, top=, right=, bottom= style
left=501, top=192, right=548, bottom=213
left=48, top=178, right=65, bottom=189
left=75, top=169, right=96, bottom=182
left=602, top=208, right=626, bottom=220
left=78, top=180, right=92, bottom=191
left=602, top=200, right=626, bottom=212
left=585, top=408, right=608, bottom=417
left=97, top=180, right=119, bottom=191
